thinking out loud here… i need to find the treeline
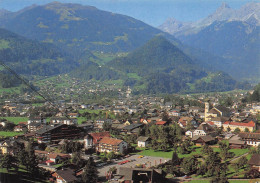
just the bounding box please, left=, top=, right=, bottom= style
left=0, top=28, right=77, bottom=76
left=243, top=83, right=260, bottom=102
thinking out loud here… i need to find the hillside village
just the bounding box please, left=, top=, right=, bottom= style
left=0, top=86, right=259, bottom=183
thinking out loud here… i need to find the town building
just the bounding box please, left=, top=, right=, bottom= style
left=97, top=137, right=127, bottom=154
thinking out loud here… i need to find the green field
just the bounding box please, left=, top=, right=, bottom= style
left=3, top=117, right=28, bottom=124
left=0, top=131, right=24, bottom=137
left=136, top=146, right=203, bottom=159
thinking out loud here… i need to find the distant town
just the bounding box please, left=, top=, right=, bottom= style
left=0, top=84, right=259, bottom=183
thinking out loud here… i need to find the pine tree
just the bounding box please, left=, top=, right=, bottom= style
left=81, top=157, right=98, bottom=183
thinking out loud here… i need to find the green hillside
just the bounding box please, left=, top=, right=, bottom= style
left=0, top=2, right=179, bottom=54
left=0, top=28, right=77, bottom=76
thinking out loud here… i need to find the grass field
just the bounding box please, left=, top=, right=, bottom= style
left=3, top=117, right=28, bottom=124
left=136, top=146, right=203, bottom=159
left=0, top=131, right=24, bottom=137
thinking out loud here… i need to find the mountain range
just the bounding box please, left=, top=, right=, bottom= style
left=0, top=2, right=254, bottom=94
left=159, top=2, right=260, bottom=82
left=0, top=2, right=179, bottom=54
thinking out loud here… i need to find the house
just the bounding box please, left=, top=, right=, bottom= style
left=192, top=135, right=216, bottom=146
left=137, top=136, right=151, bottom=148
left=211, top=117, right=229, bottom=128
left=178, top=117, right=198, bottom=128
left=248, top=154, right=260, bottom=172
left=122, top=123, right=143, bottom=134
left=67, top=113, right=78, bottom=118
left=223, top=121, right=256, bottom=132
left=0, top=140, right=23, bottom=155
left=52, top=168, right=77, bottom=183
left=168, top=110, right=180, bottom=117
left=238, top=132, right=260, bottom=147
left=117, top=167, right=166, bottom=183
left=228, top=135, right=247, bottom=149
left=28, top=122, right=44, bottom=132
left=84, top=131, right=110, bottom=149
left=97, top=137, right=127, bottom=154
left=35, top=124, right=82, bottom=143
left=155, top=121, right=167, bottom=126
left=193, top=122, right=216, bottom=137
left=28, top=117, right=46, bottom=124
left=48, top=153, right=70, bottom=164
left=185, top=130, right=194, bottom=138
left=95, top=119, right=113, bottom=129
left=50, top=117, right=77, bottom=125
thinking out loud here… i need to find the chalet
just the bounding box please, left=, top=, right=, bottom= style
left=122, top=123, right=143, bottom=134
left=35, top=124, right=82, bottom=143
left=97, top=137, right=127, bottom=154
left=238, top=132, right=260, bottom=147
left=229, top=135, right=247, bottom=149
left=223, top=121, right=256, bottom=132
left=192, top=135, right=216, bottom=146
left=52, top=168, right=77, bottom=183
left=193, top=122, right=216, bottom=137
left=117, top=167, right=166, bottom=183
left=84, top=131, right=110, bottom=149
left=248, top=154, right=260, bottom=172
left=137, top=136, right=151, bottom=148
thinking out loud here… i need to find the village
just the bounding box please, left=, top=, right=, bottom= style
left=0, top=85, right=259, bottom=183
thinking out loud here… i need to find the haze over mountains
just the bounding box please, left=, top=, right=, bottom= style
left=0, top=2, right=256, bottom=94
left=159, top=2, right=260, bottom=82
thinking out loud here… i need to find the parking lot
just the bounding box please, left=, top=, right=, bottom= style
left=97, top=154, right=170, bottom=179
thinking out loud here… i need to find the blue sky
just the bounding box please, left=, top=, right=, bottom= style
left=0, top=0, right=257, bottom=26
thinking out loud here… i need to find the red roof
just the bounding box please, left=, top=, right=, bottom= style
left=90, top=131, right=110, bottom=144
left=207, top=121, right=215, bottom=126
left=156, top=121, right=167, bottom=125
left=46, top=160, right=54, bottom=163
left=223, top=120, right=255, bottom=127
left=99, top=137, right=123, bottom=145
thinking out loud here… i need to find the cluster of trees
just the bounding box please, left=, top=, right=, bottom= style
left=0, top=119, right=15, bottom=131
left=59, top=140, right=83, bottom=154
left=0, top=141, right=49, bottom=181
left=138, top=124, right=183, bottom=152
left=243, top=83, right=260, bottom=102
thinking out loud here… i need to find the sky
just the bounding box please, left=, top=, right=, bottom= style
left=0, top=0, right=258, bottom=26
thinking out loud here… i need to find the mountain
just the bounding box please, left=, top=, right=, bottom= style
left=71, top=36, right=247, bottom=94
left=0, top=2, right=179, bottom=54
left=0, top=28, right=76, bottom=76
left=159, top=2, right=260, bottom=82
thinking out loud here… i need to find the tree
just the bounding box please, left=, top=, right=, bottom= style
left=0, top=154, right=18, bottom=172
left=244, top=128, right=249, bottom=132
left=181, top=156, right=199, bottom=175
left=237, top=156, right=248, bottom=169
left=234, top=127, right=241, bottom=134
left=106, top=152, right=116, bottom=161
left=227, top=126, right=231, bottom=132
left=81, top=157, right=98, bottom=183
left=171, top=151, right=180, bottom=167
left=72, top=152, right=82, bottom=167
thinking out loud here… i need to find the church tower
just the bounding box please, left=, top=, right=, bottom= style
left=204, top=102, right=209, bottom=121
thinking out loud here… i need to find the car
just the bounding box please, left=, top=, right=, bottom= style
left=138, top=155, right=143, bottom=158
